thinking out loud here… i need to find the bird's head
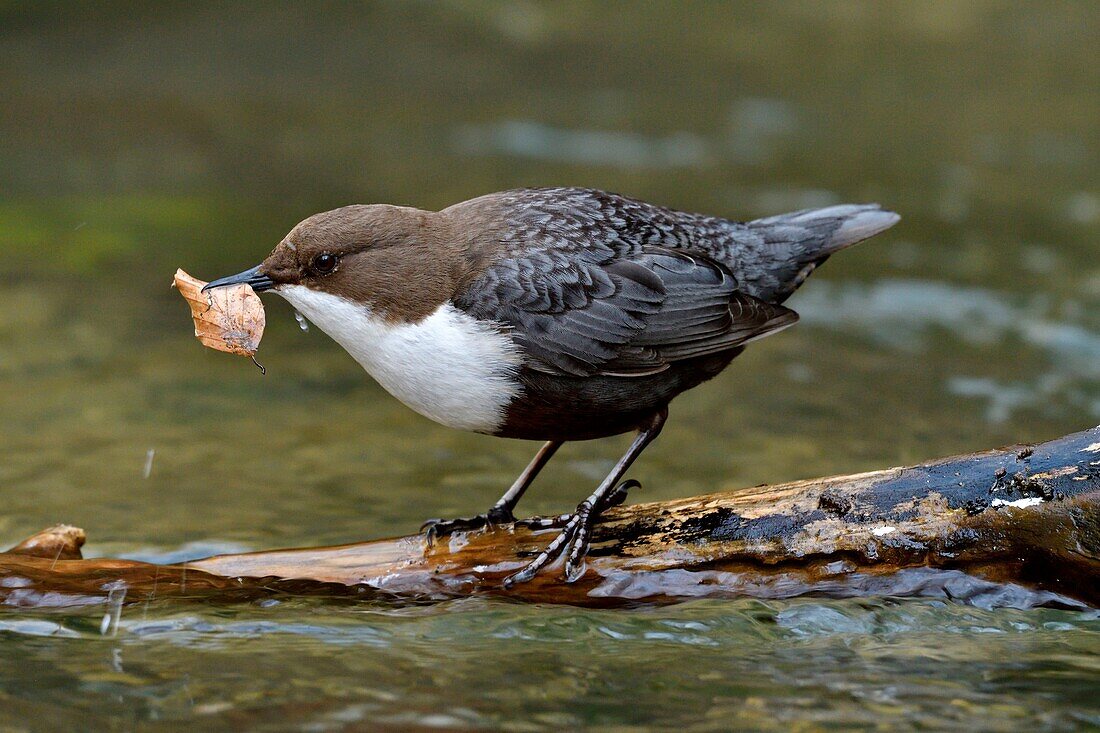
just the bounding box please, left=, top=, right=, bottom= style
left=204, top=204, right=462, bottom=324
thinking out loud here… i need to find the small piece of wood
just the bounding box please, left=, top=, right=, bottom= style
left=2, top=427, right=1098, bottom=610
left=6, top=525, right=85, bottom=561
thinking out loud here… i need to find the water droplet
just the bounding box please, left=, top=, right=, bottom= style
left=100, top=581, right=127, bottom=636
left=294, top=311, right=310, bottom=332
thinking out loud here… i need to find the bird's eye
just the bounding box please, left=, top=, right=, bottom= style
left=312, top=253, right=338, bottom=275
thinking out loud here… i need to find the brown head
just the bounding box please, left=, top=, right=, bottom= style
left=205, top=204, right=470, bottom=322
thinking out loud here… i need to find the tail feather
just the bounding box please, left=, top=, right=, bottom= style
left=751, top=203, right=900, bottom=254
left=736, top=203, right=899, bottom=303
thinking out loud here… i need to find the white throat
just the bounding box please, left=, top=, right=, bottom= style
left=276, top=285, right=522, bottom=433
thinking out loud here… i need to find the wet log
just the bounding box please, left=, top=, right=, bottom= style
left=2, top=427, right=1099, bottom=610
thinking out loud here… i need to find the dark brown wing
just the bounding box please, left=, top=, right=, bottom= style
left=453, top=244, right=797, bottom=378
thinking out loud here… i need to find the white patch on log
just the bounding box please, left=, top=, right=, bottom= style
left=1083, top=442, right=1100, bottom=453
left=871, top=526, right=897, bottom=537
left=991, top=497, right=1045, bottom=509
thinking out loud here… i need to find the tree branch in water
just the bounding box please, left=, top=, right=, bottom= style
left=2, top=426, right=1098, bottom=609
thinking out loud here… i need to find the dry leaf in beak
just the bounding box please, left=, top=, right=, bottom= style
left=173, top=268, right=265, bottom=356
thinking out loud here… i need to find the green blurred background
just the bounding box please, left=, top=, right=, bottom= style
left=0, top=3, right=1097, bottom=730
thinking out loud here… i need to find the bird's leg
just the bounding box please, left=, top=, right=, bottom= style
left=422, top=440, right=562, bottom=544
left=504, top=408, right=668, bottom=586
left=485, top=440, right=563, bottom=522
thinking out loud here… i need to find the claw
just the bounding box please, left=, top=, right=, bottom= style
left=421, top=518, right=443, bottom=548
left=563, top=554, right=586, bottom=584
left=603, top=479, right=638, bottom=510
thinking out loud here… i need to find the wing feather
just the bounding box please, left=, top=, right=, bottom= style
left=455, top=242, right=796, bottom=377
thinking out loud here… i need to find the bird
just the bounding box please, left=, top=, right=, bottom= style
left=204, top=187, right=899, bottom=585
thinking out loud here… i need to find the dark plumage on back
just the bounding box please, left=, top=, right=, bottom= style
left=449, top=187, right=897, bottom=378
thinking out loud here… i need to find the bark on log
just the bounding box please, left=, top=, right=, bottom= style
left=2, top=427, right=1099, bottom=610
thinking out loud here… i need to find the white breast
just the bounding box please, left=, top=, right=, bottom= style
left=277, top=286, right=522, bottom=433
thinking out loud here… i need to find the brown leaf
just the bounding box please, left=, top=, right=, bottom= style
left=173, top=268, right=265, bottom=356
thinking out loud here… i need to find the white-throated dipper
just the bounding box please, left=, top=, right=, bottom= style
left=205, top=187, right=899, bottom=585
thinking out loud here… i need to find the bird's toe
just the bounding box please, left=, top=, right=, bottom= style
left=421, top=512, right=504, bottom=546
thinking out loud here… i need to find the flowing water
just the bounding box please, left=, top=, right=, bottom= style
left=1, top=3, right=1098, bottom=730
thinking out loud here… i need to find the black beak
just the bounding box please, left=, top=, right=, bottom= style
left=202, top=265, right=275, bottom=293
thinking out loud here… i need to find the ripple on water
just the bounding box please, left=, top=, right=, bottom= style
left=794, top=279, right=1100, bottom=422
left=0, top=595, right=1097, bottom=731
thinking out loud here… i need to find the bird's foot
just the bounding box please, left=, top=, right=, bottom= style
left=504, top=479, right=638, bottom=586
left=421, top=506, right=515, bottom=547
